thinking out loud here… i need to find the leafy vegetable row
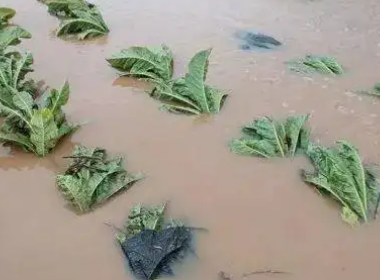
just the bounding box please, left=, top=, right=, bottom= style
left=230, top=115, right=380, bottom=226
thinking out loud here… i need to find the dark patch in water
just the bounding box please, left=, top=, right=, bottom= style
left=235, top=31, right=282, bottom=51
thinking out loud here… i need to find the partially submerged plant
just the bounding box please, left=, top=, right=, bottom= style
left=303, top=141, right=380, bottom=225
left=107, top=46, right=227, bottom=115
left=39, top=0, right=109, bottom=40
left=357, top=82, right=380, bottom=98
left=0, top=7, right=31, bottom=50
left=230, top=114, right=310, bottom=158
left=106, top=45, right=174, bottom=85
left=286, top=55, right=344, bottom=75
left=116, top=203, right=192, bottom=280
left=0, top=51, right=37, bottom=101
left=0, top=81, right=78, bottom=156
left=57, top=146, right=143, bottom=213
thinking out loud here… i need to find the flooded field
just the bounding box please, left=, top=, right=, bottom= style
left=1, top=0, right=380, bottom=279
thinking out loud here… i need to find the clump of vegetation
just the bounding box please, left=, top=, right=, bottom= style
left=57, top=146, right=143, bottom=213
left=230, top=114, right=310, bottom=158
left=38, top=0, right=109, bottom=40
left=303, top=141, right=380, bottom=225
left=286, top=55, right=344, bottom=75
left=357, top=82, right=380, bottom=98
left=0, top=7, right=31, bottom=51
left=107, top=46, right=228, bottom=115
left=115, top=203, right=192, bottom=280
left=0, top=81, right=79, bottom=156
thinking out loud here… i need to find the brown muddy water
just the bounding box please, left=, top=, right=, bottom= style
left=1, top=0, right=380, bottom=279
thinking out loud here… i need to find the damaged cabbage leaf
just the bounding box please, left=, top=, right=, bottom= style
left=39, top=0, right=109, bottom=40
left=0, top=81, right=78, bottom=156
left=106, top=45, right=174, bottom=85
left=116, top=203, right=192, bottom=280
left=303, top=141, right=380, bottom=225
left=107, top=46, right=227, bottom=115
left=57, top=145, right=143, bottom=213
left=230, top=114, right=310, bottom=158
left=0, top=7, right=31, bottom=50
left=287, top=55, right=344, bottom=75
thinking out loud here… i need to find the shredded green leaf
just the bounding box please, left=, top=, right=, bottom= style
left=39, top=0, right=109, bottom=40
left=57, top=145, right=144, bottom=213
left=107, top=46, right=227, bottom=115
left=303, top=141, right=380, bottom=225
left=230, top=114, right=310, bottom=158
left=286, top=55, right=344, bottom=75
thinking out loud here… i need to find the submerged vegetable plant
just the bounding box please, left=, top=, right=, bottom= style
left=0, top=81, right=78, bottom=156
left=0, top=7, right=31, bottom=50
left=107, top=46, right=228, bottom=115
left=303, top=141, right=380, bottom=225
left=39, top=0, right=109, bottom=40
left=230, top=114, right=310, bottom=158
left=115, top=203, right=193, bottom=280
left=57, top=146, right=143, bottom=213
left=357, top=82, right=380, bottom=98
left=286, top=55, right=344, bottom=75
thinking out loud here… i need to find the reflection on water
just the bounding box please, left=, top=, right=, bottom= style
left=1, top=0, right=380, bottom=280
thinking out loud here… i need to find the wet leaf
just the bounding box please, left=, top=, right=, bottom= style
left=57, top=145, right=143, bottom=213
left=230, top=114, right=310, bottom=158
left=287, top=55, right=344, bottom=75
left=39, top=0, right=109, bottom=40
left=0, top=81, right=78, bottom=156
left=303, top=141, right=380, bottom=224
left=108, top=46, right=227, bottom=115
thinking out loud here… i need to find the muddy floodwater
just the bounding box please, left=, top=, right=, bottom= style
left=2, top=0, right=380, bottom=279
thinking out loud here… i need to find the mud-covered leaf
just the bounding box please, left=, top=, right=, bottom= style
left=303, top=141, right=380, bottom=224
left=287, top=55, right=344, bottom=75
left=57, top=145, right=143, bottom=213
left=230, top=114, right=310, bottom=158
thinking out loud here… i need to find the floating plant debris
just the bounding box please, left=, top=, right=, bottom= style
left=286, top=55, right=344, bottom=75
left=115, top=203, right=194, bottom=280
left=357, top=82, right=380, bottom=98
left=235, top=30, right=281, bottom=51
left=303, top=141, right=380, bottom=225
left=230, top=114, right=310, bottom=158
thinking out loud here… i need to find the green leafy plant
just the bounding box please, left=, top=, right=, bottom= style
left=39, top=0, right=109, bottom=39
left=0, top=81, right=78, bottom=156
left=286, top=55, right=344, bottom=75
left=230, top=114, right=310, bottom=158
left=0, top=7, right=31, bottom=50
left=57, top=145, right=143, bottom=213
left=107, top=46, right=228, bottom=115
left=106, top=45, right=174, bottom=85
left=0, top=51, right=36, bottom=98
left=303, top=141, right=380, bottom=225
